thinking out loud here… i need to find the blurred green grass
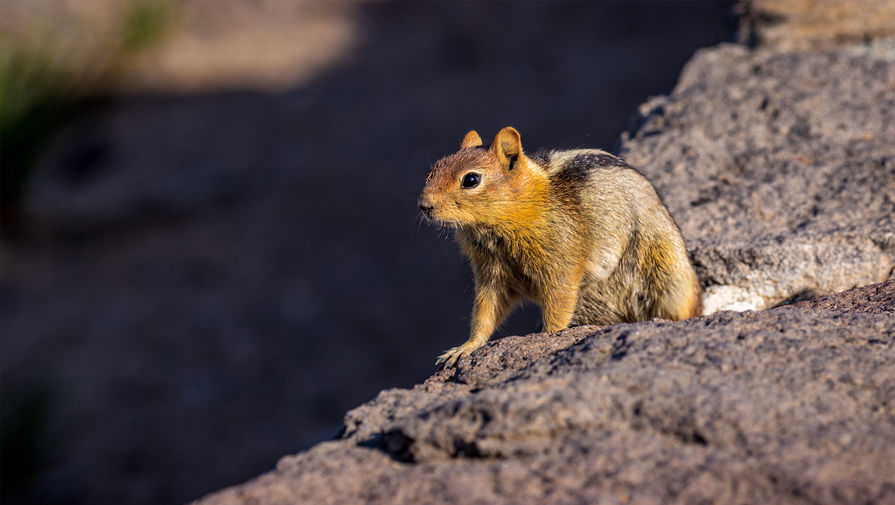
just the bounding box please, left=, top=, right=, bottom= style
left=0, top=0, right=174, bottom=224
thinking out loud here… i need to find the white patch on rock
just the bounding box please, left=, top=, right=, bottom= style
left=702, top=285, right=766, bottom=315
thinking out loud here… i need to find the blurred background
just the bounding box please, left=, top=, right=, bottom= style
left=0, top=1, right=736, bottom=503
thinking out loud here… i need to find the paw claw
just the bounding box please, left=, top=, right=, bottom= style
left=435, top=345, right=472, bottom=368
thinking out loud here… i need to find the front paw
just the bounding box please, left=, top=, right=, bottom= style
left=435, top=343, right=476, bottom=367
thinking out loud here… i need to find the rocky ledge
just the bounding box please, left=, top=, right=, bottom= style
left=195, top=281, right=894, bottom=505
left=194, top=12, right=895, bottom=505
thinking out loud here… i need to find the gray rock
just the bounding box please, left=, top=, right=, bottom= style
left=194, top=281, right=895, bottom=505
left=619, top=44, right=895, bottom=312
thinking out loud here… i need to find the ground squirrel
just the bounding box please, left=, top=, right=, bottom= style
left=419, top=127, right=702, bottom=367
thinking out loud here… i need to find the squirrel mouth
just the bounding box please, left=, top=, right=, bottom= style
left=420, top=210, right=457, bottom=229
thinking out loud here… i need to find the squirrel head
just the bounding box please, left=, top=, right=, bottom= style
left=419, top=127, right=539, bottom=228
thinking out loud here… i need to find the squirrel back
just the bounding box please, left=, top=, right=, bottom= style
left=420, top=127, right=701, bottom=366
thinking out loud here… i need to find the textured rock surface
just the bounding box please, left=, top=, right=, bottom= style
left=743, top=0, right=895, bottom=51
left=620, top=43, right=895, bottom=312
left=195, top=281, right=895, bottom=505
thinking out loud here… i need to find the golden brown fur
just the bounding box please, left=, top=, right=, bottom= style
left=419, top=127, right=701, bottom=366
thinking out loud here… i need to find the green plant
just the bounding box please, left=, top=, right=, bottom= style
left=120, top=0, right=175, bottom=57
left=0, top=44, right=76, bottom=216
left=0, top=0, right=174, bottom=224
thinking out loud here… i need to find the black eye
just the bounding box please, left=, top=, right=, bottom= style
left=461, top=172, right=480, bottom=188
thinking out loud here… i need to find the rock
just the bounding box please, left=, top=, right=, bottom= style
left=194, top=281, right=895, bottom=505
left=742, top=0, right=895, bottom=51
left=619, top=43, right=895, bottom=312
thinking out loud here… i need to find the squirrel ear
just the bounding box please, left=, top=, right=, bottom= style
left=492, top=127, right=522, bottom=170
left=460, top=130, right=483, bottom=148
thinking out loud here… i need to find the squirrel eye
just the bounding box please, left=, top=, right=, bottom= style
left=461, top=172, right=481, bottom=189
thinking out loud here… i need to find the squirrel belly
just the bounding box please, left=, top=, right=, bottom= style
left=419, top=127, right=702, bottom=367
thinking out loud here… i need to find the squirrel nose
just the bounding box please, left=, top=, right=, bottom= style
left=418, top=195, right=435, bottom=214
